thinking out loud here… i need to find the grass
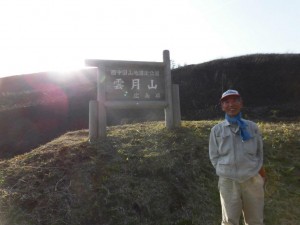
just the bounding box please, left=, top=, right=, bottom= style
left=0, top=120, right=299, bottom=225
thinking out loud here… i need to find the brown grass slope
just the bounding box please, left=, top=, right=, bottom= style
left=0, top=121, right=300, bottom=225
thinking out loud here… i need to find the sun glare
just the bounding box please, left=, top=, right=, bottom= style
left=0, top=0, right=98, bottom=78
left=2, top=0, right=299, bottom=79
left=0, top=0, right=194, bottom=78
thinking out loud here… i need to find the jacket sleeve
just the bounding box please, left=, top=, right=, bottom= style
left=255, top=123, right=264, bottom=171
left=209, top=127, right=219, bottom=168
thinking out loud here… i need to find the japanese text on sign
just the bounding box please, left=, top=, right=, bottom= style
left=110, top=69, right=160, bottom=77
left=105, top=65, right=165, bottom=101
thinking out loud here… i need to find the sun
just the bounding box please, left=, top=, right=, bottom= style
left=0, top=0, right=97, bottom=78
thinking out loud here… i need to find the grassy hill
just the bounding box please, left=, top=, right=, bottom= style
left=0, top=69, right=97, bottom=158
left=0, top=120, right=299, bottom=225
left=1, top=54, right=300, bottom=158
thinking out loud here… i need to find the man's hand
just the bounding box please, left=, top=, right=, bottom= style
left=259, top=166, right=267, bottom=189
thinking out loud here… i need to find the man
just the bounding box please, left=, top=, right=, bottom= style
left=209, top=89, right=265, bottom=225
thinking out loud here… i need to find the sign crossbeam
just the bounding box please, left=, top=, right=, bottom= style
left=105, top=100, right=168, bottom=109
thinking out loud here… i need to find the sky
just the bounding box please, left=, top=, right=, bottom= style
left=0, top=0, right=300, bottom=77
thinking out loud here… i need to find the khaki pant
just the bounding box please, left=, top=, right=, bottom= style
left=218, top=174, right=264, bottom=225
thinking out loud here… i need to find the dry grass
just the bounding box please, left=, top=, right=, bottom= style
left=0, top=120, right=299, bottom=225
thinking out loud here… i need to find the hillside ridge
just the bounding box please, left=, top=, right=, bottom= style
left=1, top=53, right=300, bottom=158
left=0, top=121, right=299, bottom=225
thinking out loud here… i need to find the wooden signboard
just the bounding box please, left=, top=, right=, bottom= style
left=85, top=60, right=165, bottom=103
left=86, top=50, right=181, bottom=140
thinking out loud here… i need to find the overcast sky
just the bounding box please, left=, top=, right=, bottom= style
left=0, top=0, right=299, bottom=77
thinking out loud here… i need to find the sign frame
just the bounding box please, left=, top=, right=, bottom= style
left=87, top=50, right=180, bottom=140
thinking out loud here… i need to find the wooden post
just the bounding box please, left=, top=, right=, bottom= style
left=89, top=100, right=98, bottom=141
left=97, top=66, right=107, bottom=139
left=172, top=84, right=181, bottom=127
left=163, top=50, right=174, bottom=129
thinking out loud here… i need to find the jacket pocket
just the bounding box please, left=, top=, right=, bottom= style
left=216, top=163, right=232, bottom=177
left=242, top=135, right=258, bottom=155
left=216, top=132, right=231, bottom=156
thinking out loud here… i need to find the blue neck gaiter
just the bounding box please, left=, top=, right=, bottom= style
left=225, top=112, right=252, bottom=141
